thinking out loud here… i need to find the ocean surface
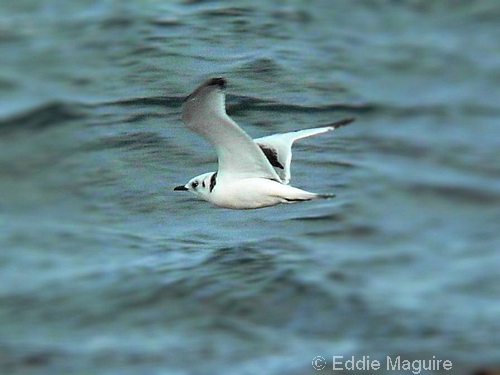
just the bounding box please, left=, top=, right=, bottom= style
left=1, top=1, right=499, bottom=374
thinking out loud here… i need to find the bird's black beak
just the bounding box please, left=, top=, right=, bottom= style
left=174, top=185, right=189, bottom=191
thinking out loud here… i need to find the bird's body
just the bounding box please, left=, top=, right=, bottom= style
left=208, top=177, right=329, bottom=210
left=174, top=77, right=354, bottom=210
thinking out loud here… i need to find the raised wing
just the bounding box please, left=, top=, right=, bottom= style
left=182, top=78, right=281, bottom=183
left=255, top=117, right=354, bottom=184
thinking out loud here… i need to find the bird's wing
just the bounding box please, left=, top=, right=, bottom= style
left=255, top=117, right=355, bottom=184
left=182, top=78, right=281, bottom=183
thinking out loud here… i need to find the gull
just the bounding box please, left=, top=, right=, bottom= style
left=174, top=77, right=354, bottom=209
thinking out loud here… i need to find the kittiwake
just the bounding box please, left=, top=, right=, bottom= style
left=174, top=77, right=354, bottom=209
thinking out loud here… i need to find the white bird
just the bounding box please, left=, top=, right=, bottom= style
left=174, top=77, right=354, bottom=210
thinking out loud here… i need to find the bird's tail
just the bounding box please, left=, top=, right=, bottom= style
left=280, top=186, right=336, bottom=202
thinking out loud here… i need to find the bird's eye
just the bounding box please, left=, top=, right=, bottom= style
left=192, top=181, right=199, bottom=188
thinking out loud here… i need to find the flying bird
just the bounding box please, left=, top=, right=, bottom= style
left=174, top=77, right=354, bottom=209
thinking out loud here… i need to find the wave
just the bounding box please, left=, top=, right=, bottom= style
left=0, top=101, right=88, bottom=133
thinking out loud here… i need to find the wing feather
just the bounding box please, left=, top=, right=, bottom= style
left=182, top=78, right=281, bottom=183
left=255, top=117, right=355, bottom=184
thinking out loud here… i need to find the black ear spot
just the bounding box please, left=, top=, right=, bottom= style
left=202, top=181, right=206, bottom=188
left=210, top=172, right=217, bottom=192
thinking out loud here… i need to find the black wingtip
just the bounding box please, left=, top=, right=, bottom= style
left=206, top=77, right=226, bottom=89
left=328, top=117, right=356, bottom=129
left=183, top=77, right=227, bottom=102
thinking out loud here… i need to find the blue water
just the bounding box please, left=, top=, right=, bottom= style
left=1, top=1, right=499, bottom=374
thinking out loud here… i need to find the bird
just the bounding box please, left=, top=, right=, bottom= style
left=174, top=77, right=354, bottom=210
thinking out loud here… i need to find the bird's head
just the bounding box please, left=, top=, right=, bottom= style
left=174, top=172, right=217, bottom=201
